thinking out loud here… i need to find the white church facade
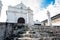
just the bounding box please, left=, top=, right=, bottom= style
left=6, top=3, right=34, bottom=26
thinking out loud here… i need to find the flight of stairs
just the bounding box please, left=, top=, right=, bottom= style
left=13, top=24, right=60, bottom=40
left=17, top=31, right=41, bottom=40
left=13, top=24, right=42, bottom=40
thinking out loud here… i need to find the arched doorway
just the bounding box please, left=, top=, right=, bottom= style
left=18, top=17, right=25, bottom=24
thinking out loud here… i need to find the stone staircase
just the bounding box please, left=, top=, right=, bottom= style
left=13, top=24, right=60, bottom=40
left=17, top=30, right=41, bottom=40
left=13, top=24, right=43, bottom=40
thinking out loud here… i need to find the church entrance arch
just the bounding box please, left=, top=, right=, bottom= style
left=17, top=17, right=25, bottom=24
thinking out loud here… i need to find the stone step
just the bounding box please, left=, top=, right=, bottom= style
left=12, top=34, right=38, bottom=38
left=17, top=37, right=40, bottom=40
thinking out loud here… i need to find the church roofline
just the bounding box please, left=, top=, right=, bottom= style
left=15, top=2, right=26, bottom=7
left=8, top=3, right=27, bottom=9
left=7, top=3, right=33, bottom=12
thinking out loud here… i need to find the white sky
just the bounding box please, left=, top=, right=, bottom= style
left=0, top=0, right=60, bottom=22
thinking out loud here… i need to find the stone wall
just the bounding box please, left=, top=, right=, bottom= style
left=0, top=23, right=6, bottom=40
left=0, top=22, right=14, bottom=40
left=5, top=23, right=13, bottom=38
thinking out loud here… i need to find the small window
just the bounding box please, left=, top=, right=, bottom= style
left=21, top=7, right=23, bottom=9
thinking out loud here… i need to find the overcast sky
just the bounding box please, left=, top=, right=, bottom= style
left=0, top=0, right=60, bottom=22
